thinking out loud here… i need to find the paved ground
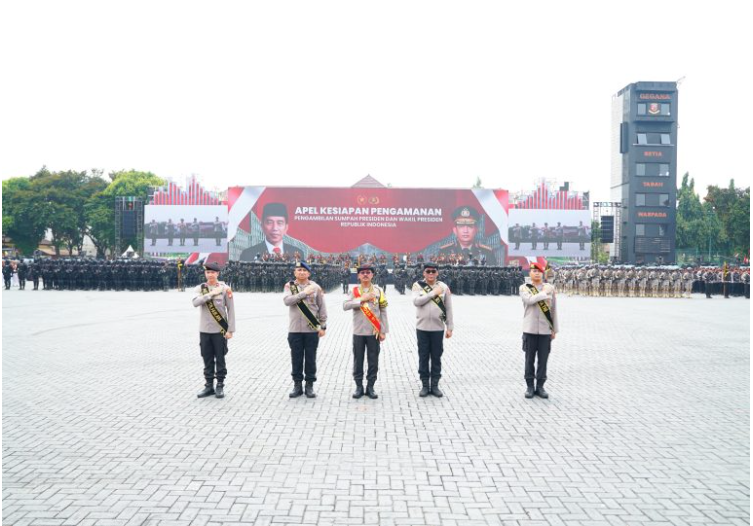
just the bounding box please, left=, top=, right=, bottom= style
left=2, top=288, right=750, bottom=526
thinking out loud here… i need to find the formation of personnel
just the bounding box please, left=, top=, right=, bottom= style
left=147, top=217, right=227, bottom=247
left=4, top=258, right=748, bottom=301
left=552, top=264, right=750, bottom=299
left=698, top=265, right=750, bottom=298
left=222, top=261, right=343, bottom=293
left=0, top=258, right=210, bottom=292
left=192, top=261, right=556, bottom=401
left=392, top=265, right=525, bottom=296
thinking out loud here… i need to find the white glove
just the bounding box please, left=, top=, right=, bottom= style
left=304, top=284, right=317, bottom=296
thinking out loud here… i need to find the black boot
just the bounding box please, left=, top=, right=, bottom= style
left=289, top=380, right=303, bottom=398
left=197, top=381, right=215, bottom=398
left=535, top=381, right=549, bottom=399
left=215, top=382, right=225, bottom=398
left=525, top=380, right=535, bottom=399
left=353, top=382, right=364, bottom=399
left=419, top=378, right=431, bottom=397
left=365, top=381, right=378, bottom=399
left=430, top=378, right=443, bottom=397
left=304, top=381, right=316, bottom=398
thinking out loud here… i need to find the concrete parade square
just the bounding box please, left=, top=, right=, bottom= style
left=2, top=290, right=750, bottom=526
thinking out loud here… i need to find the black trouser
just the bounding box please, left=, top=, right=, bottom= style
left=352, top=334, right=380, bottom=383
left=523, top=332, right=551, bottom=382
left=200, top=332, right=227, bottom=384
left=288, top=332, right=319, bottom=382
left=417, top=329, right=444, bottom=381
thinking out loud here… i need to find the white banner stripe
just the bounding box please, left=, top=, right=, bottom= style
left=472, top=189, right=509, bottom=246
left=228, top=187, right=265, bottom=242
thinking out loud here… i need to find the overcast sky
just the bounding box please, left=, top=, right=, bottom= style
left=2, top=1, right=751, bottom=202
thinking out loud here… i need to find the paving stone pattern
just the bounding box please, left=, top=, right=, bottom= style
left=2, top=289, right=749, bottom=525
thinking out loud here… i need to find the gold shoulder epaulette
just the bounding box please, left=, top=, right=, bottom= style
left=439, top=243, right=455, bottom=249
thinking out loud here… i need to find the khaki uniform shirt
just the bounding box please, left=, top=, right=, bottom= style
left=343, top=284, right=389, bottom=336
left=519, top=282, right=558, bottom=335
left=411, top=280, right=454, bottom=332
left=282, top=279, right=328, bottom=333
left=192, top=281, right=236, bottom=333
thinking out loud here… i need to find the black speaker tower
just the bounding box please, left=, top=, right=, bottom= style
left=115, top=197, right=144, bottom=257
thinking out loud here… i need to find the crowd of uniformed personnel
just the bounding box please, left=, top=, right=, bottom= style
left=552, top=264, right=750, bottom=299
left=3, top=257, right=748, bottom=300
left=2, top=258, right=193, bottom=291
left=391, top=265, right=525, bottom=296
left=221, top=261, right=343, bottom=293
left=0, top=258, right=346, bottom=293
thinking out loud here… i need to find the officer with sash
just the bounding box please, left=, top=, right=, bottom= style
left=191, top=261, right=235, bottom=399
left=283, top=261, right=327, bottom=399
left=343, top=264, right=389, bottom=399
left=412, top=262, right=454, bottom=397
left=519, top=261, right=558, bottom=399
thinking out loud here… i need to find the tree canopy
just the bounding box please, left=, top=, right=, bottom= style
left=3, top=167, right=164, bottom=257
left=676, top=174, right=749, bottom=262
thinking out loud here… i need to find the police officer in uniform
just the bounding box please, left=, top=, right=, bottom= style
left=283, top=261, right=327, bottom=398
left=436, top=206, right=497, bottom=265
left=29, top=261, right=40, bottom=290
left=520, top=261, right=558, bottom=399
left=344, top=264, right=389, bottom=399
left=3, top=260, right=13, bottom=290
left=214, top=216, right=224, bottom=246
left=17, top=260, right=27, bottom=290
left=412, top=263, right=454, bottom=397
left=192, top=262, right=235, bottom=399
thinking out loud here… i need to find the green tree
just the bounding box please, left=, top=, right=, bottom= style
left=84, top=192, right=116, bottom=258
left=103, top=169, right=163, bottom=199
left=701, top=202, right=724, bottom=262
left=703, top=179, right=748, bottom=257
left=675, top=173, right=706, bottom=251
left=726, top=187, right=750, bottom=258
left=2, top=177, right=48, bottom=255
left=29, top=167, right=108, bottom=255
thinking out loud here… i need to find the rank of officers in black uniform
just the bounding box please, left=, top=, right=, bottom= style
left=0, top=258, right=344, bottom=293
left=3, top=258, right=191, bottom=291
